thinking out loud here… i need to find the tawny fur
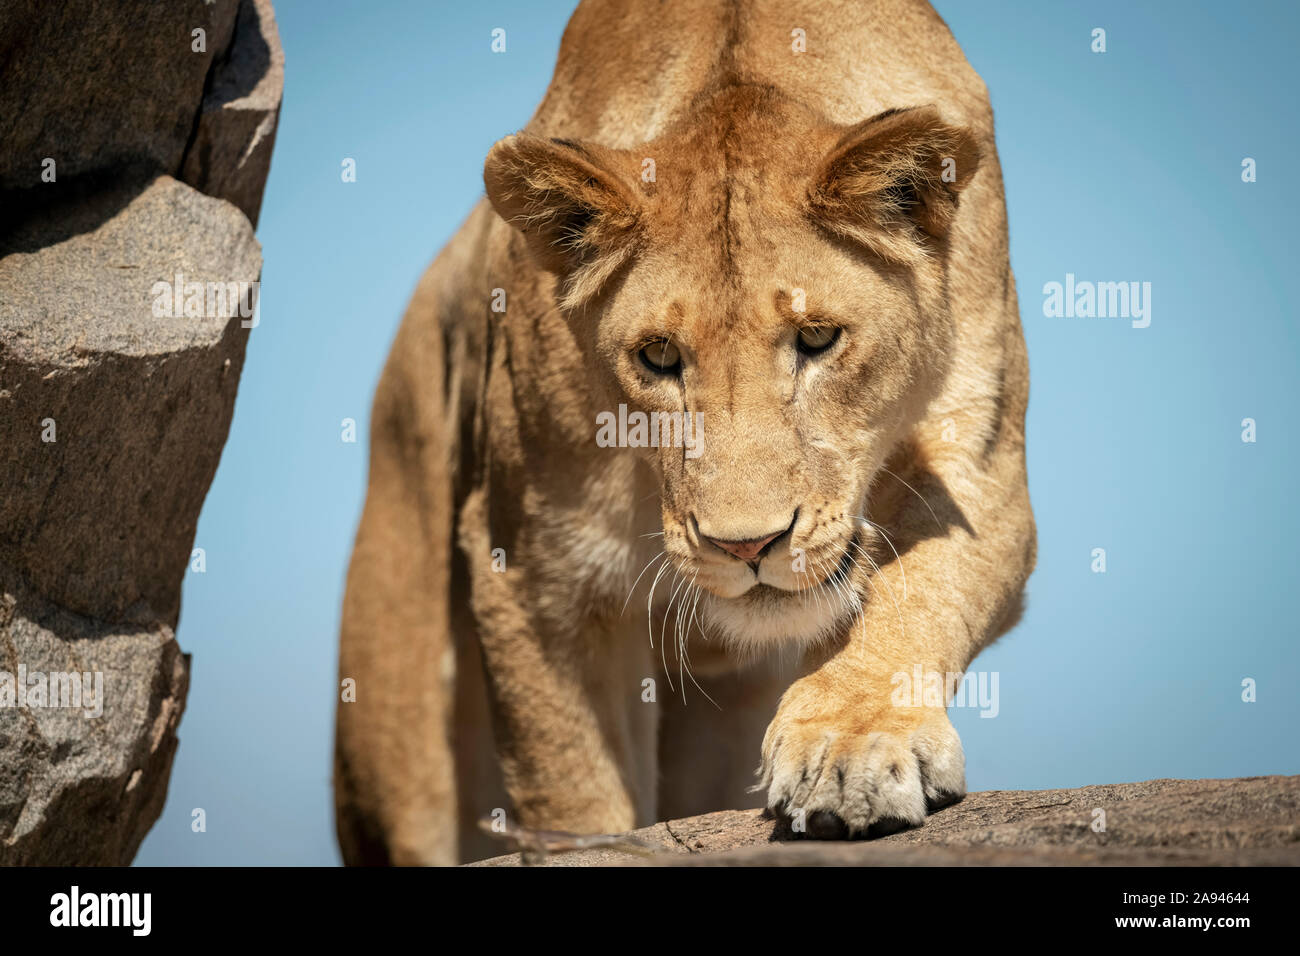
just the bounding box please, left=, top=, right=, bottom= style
left=335, top=0, right=1035, bottom=865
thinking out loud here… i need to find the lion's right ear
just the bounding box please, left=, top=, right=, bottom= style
left=808, top=106, right=980, bottom=264
left=484, top=134, right=641, bottom=306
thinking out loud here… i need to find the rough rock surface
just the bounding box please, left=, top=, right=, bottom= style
left=1, top=175, right=260, bottom=624
left=0, top=574, right=188, bottom=866
left=472, top=775, right=1300, bottom=866
left=0, top=0, right=282, bottom=864
left=180, top=0, right=285, bottom=227
left=0, top=1, right=239, bottom=192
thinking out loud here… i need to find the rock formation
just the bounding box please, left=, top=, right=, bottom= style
left=472, top=775, right=1300, bottom=866
left=0, top=0, right=282, bottom=864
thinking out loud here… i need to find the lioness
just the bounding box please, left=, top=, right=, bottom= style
left=335, top=0, right=1035, bottom=866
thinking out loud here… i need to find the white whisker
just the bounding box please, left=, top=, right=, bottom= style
left=852, top=515, right=908, bottom=602
left=850, top=539, right=906, bottom=642
left=879, top=466, right=943, bottom=533
left=622, top=550, right=666, bottom=616
left=646, top=557, right=673, bottom=651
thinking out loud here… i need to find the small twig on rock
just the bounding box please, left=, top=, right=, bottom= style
left=478, top=816, right=660, bottom=866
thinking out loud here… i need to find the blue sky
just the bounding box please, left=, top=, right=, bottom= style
left=136, top=0, right=1300, bottom=865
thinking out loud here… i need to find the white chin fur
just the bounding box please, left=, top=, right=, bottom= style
left=699, top=584, right=859, bottom=659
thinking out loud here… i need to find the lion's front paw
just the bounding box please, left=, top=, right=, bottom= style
left=757, top=699, right=965, bottom=839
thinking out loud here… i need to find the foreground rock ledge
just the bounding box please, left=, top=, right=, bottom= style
left=472, top=775, right=1300, bottom=866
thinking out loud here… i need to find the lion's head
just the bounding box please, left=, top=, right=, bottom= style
left=484, top=85, right=979, bottom=652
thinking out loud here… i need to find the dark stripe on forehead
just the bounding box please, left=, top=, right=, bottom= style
left=548, top=137, right=591, bottom=159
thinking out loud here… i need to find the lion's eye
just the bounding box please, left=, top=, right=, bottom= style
left=639, top=339, right=681, bottom=373
left=797, top=326, right=840, bottom=355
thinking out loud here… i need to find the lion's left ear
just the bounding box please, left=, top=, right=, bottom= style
left=484, top=134, right=641, bottom=307
left=808, top=106, right=980, bottom=263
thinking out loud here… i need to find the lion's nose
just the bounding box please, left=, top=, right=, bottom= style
left=701, top=518, right=793, bottom=563
left=705, top=532, right=781, bottom=562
